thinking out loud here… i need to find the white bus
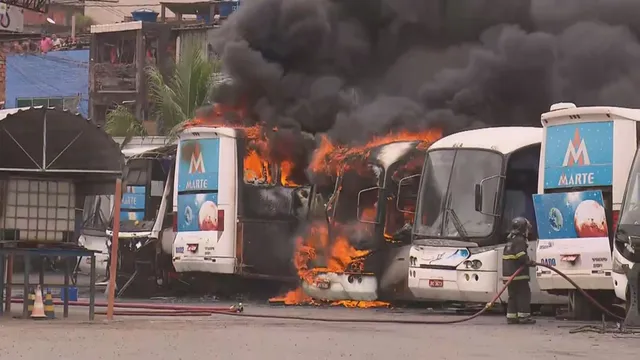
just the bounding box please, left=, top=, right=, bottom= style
left=77, top=139, right=172, bottom=282
left=407, top=127, right=564, bottom=308
left=535, top=103, right=640, bottom=319
left=172, top=126, right=320, bottom=285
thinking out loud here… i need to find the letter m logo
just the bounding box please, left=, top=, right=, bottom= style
left=562, top=128, right=590, bottom=167
left=189, top=149, right=205, bottom=174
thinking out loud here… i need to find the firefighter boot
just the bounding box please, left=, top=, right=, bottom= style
left=517, top=316, right=536, bottom=325
left=506, top=318, right=519, bottom=325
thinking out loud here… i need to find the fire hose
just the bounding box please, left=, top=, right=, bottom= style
left=10, top=262, right=626, bottom=323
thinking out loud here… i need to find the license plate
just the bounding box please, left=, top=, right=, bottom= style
left=561, top=255, right=578, bottom=262
left=428, top=279, right=443, bottom=288
left=187, top=244, right=198, bottom=253
left=316, top=280, right=330, bottom=289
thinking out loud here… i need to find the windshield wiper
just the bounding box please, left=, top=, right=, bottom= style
left=443, top=192, right=469, bottom=240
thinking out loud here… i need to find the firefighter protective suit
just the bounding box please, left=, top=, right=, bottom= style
left=502, top=217, right=535, bottom=325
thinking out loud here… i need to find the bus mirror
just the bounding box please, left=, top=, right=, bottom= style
left=357, top=187, right=381, bottom=224
left=475, top=174, right=504, bottom=216
left=397, top=174, right=420, bottom=213
left=474, top=184, right=483, bottom=212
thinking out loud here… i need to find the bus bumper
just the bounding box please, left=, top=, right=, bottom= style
left=301, top=272, right=378, bottom=301
left=535, top=272, right=614, bottom=292
left=407, top=267, right=499, bottom=303
left=172, top=255, right=235, bottom=274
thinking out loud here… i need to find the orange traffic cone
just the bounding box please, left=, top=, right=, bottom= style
left=31, top=285, right=47, bottom=320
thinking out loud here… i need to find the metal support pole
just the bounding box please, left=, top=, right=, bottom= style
left=106, top=178, right=122, bottom=320
left=5, top=255, right=12, bottom=313
left=90, top=254, right=96, bottom=320
left=22, top=255, right=30, bottom=318
left=42, top=109, right=47, bottom=170
left=63, top=257, right=69, bottom=318
left=0, top=253, right=5, bottom=316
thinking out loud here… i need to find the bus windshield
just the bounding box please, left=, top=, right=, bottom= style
left=414, top=149, right=503, bottom=239
left=620, top=150, right=640, bottom=228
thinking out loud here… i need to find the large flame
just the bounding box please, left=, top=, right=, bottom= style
left=309, top=129, right=442, bottom=176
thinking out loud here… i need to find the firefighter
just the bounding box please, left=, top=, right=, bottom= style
left=502, top=217, right=536, bottom=325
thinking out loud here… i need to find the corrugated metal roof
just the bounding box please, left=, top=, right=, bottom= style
left=0, top=107, right=124, bottom=175
left=6, top=50, right=89, bottom=117
left=91, top=21, right=143, bottom=33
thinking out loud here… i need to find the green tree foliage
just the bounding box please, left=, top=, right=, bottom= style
left=105, top=41, right=222, bottom=145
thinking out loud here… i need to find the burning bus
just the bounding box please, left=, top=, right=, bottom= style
left=171, top=123, right=325, bottom=289
left=297, top=131, right=440, bottom=303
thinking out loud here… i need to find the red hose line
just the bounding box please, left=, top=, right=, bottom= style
left=10, top=298, right=240, bottom=312
left=95, top=310, right=214, bottom=317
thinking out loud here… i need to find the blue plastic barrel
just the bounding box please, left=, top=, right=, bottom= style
left=131, top=9, right=159, bottom=22
left=60, top=287, right=79, bottom=302
left=196, top=14, right=211, bottom=23
left=217, top=1, right=240, bottom=17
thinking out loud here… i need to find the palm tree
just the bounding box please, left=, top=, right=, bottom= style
left=105, top=41, right=222, bottom=144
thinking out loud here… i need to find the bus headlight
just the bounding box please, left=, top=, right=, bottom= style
left=612, top=256, right=628, bottom=275
left=463, top=260, right=482, bottom=269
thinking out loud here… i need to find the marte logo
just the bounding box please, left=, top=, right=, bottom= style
left=189, top=146, right=205, bottom=174
left=562, top=128, right=590, bottom=167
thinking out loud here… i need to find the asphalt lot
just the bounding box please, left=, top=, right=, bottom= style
left=0, top=301, right=638, bottom=360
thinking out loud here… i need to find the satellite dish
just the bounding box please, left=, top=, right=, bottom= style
left=46, top=18, right=55, bottom=24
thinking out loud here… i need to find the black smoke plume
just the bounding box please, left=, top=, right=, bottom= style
left=211, top=0, right=640, bottom=145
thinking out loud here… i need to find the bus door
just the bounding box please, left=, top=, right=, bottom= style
left=236, top=135, right=311, bottom=280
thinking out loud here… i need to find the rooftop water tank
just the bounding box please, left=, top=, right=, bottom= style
left=131, top=9, right=159, bottom=22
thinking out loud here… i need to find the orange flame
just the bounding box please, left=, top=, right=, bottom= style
left=184, top=107, right=303, bottom=187
left=280, top=160, right=299, bottom=187
left=309, top=129, right=442, bottom=176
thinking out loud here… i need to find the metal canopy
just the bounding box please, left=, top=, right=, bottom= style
left=0, top=107, right=124, bottom=178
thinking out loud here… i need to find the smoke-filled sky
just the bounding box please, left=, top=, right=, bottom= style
left=211, top=0, right=640, bottom=144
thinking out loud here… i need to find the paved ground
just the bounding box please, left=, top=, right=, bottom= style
left=0, top=301, right=638, bottom=360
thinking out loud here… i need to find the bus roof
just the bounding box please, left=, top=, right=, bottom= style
left=429, top=127, right=542, bottom=155
left=180, top=126, right=238, bottom=138
left=541, top=104, right=640, bottom=126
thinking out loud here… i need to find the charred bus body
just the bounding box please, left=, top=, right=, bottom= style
left=302, top=141, right=428, bottom=302
left=172, top=126, right=322, bottom=292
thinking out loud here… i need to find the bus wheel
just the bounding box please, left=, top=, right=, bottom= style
left=569, top=290, right=597, bottom=321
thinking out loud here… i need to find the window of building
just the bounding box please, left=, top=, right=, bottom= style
left=16, top=96, right=78, bottom=110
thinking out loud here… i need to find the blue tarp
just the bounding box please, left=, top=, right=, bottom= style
left=6, top=50, right=89, bottom=117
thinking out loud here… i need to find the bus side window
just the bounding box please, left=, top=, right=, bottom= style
left=502, top=145, right=540, bottom=237
left=243, top=143, right=273, bottom=185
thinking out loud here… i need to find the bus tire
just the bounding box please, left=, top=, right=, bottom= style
left=570, top=289, right=597, bottom=320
